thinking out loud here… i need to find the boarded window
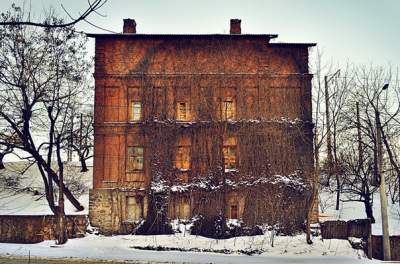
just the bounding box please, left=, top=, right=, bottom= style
left=127, top=147, right=144, bottom=171
left=103, top=135, right=119, bottom=182
left=221, top=99, right=236, bottom=120
left=130, top=101, right=142, bottom=121
left=176, top=102, right=189, bottom=121
left=175, top=146, right=190, bottom=170
left=223, top=137, right=237, bottom=170
left=230, top=205, right=238, bottom=219
left=126, top=196, right=143, bottom=220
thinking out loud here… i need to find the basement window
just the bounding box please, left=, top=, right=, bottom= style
left=126, top=196, right=143, bottom=221
left=127, top=147, right=144, bottom=171
left=176, top=102, right=189, bottom=121
left=131, top=101, right=142, bottom=121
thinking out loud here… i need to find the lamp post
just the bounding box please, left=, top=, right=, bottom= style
left=375, top=83, right=391, bottom=261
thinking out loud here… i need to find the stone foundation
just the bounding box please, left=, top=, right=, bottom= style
left=89, top=188, right=147, bottom=234
left=0, top=215, right=87, bottom=243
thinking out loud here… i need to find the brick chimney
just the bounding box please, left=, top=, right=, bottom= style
left=123, top=19, right=136, bottom=33
left=230, top=19, right=241, bottom=34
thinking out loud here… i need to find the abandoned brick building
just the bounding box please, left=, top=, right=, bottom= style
left=88, top=19, right=316, bottom=234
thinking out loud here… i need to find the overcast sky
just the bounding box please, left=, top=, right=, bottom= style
left=1, top=0, right=399, bottom=67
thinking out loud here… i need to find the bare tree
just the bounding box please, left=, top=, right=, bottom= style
left=0, top=1, right=107, bottom=29
left=337, top=65, right=400, bottom=221
left=0, top=11, right=91, bottom=243
left=339, top=145, right=378, bottom=222
left=65, top=107, right=94, bottom=172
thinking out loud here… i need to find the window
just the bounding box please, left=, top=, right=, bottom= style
left=131, top=101, right=142, bottom=121
left=126, top=196, right=143, bottom=221
left=223, top=137, right=237, bottom=170
left=176, top=102, right=189, bottom=121
left=221, top=99, right=235, bottom=120
left=230, top=205, right=238, bottom=219
left=127, top=147, right=144, bottom=171
left=175, top=146, right=190, bottom=170
left=223, top=146, right=236, bottom=169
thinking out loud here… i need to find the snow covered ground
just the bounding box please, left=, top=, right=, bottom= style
left=0, top=233, right=373, bottom=263
left=319, top=190, right=400, bottom=235
left=0, top=162, right=395, bottom=262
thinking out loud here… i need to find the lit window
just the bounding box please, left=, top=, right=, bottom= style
left=221, top=100, right=235, bottom=120
left=223, top=137, right=237, bottom=170
left=127, top=147, right=144, bottom=171
left=175, top=146, right=190, bottom=170
left=223, top=146, right=236, bottom=169
left=176, top=102, right=189, bottom=121
left=131, top=101, right=141, bottom=121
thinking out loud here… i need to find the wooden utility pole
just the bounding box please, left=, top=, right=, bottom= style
left=357, top=102, right=372, bottom=259
left=67, top=114, right=74, bottom=162
left=324, top=75, right=333, bottom=183
left=325, top=69, right=340, bottom=210
left=375, top=109, right=391, bottom=261
left=356, top=102, right=363, bottom=167
left=79, top=113, right=83, bottom=151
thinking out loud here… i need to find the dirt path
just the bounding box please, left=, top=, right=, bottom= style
left=0, top=256, right=173, bottom=264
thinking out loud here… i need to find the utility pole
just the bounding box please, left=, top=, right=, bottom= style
left=356, top=102, right=363, bottom=167
left=67, top=114, right=74, bottom=162
left=375, top=108, right=391, bottom=261
left=79, top=113, right=83, bottom=151
left=325, top=75, right=333, bottom=181
left=324, top=69, right=340, bottom=209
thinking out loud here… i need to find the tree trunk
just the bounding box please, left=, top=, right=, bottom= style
left=79, top=156, right=88, bottom=172
left=0, top=154, right=5, bottom=170
left=364, top=196, right=375, bottom=223
left=398, top=175, right=400, bottom=207
left=140, top=190, right=172, bottom=235
left=56, top=208, right=67, bottom=244
left=35, top=154, right=84, bottom=211
left=56, top=137, right=67, bottom=244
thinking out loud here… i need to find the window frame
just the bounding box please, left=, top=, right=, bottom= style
left=130, top=101, right=142, bottom=121
left=126, top=146, right=144, bottom=172
left=176, top=101, right=190, bottom=121
left=220, top=98, right=236, bottom=120
left=223, top=136, right=237, bottom=170
left=174, top=146, right=191, bottom=171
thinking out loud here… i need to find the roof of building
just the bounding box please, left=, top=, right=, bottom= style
left=269, top=42, right=317, bottom=47
left=86, top=33, right=316, bottom=47
left=86, top=33, right=279, bottom=39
